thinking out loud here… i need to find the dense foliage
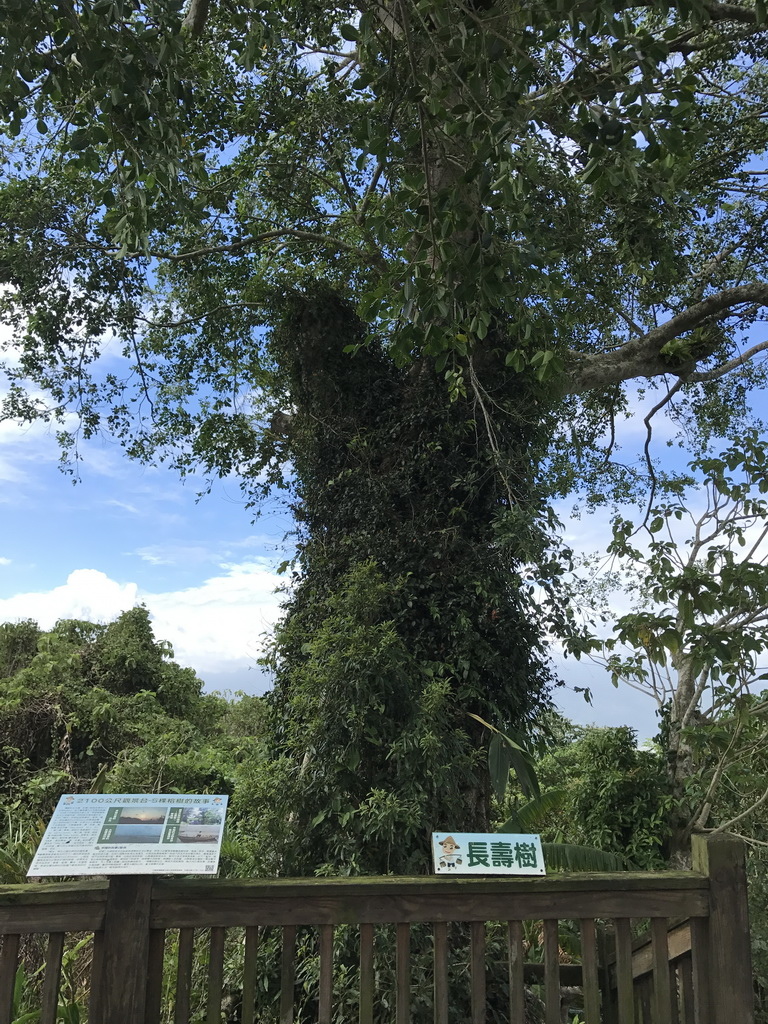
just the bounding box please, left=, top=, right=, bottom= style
left=2, top=0, right=768, bottom=876
left=0, top=610, right=265, bottom=875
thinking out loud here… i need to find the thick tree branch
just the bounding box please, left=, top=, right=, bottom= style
left=703, top=1, right=759, bottom=23
left=565, top=283, right=768, bottom=393
left=183, top=0, right=211, bottom=36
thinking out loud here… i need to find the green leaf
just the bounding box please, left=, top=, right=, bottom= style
left=541, top=842, right=626, bottom=872
left=497, top=788, right=568, bottom=833
left=488, top=732, right=512, bottom=802
left=339, top=23, right=359, bottom=41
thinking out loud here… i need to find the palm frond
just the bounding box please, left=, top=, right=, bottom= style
left=498, top=788, right=569, bottom=833
left=542, top=842, right=626, bottom=872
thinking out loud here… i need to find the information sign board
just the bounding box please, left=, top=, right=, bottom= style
left=431, top=831, right=546, bottom=875
left=27, top=793, right=228, bottom=877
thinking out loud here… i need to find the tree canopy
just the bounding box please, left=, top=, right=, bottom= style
left=2, top=0, right=768, bottom=871
left=1, top=0, right=766, bottom=481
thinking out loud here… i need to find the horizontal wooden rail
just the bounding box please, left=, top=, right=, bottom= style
left=0, top=871, right=710, bottom=933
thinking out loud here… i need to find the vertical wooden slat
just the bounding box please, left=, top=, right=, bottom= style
left=241, top=926, right=259, bottom=1024
left=615, top=918, right=635, bottom=1024
left=0, top=933, right=20, bottom=1024
left=280, top=925, right=297, bottom=1024
left=598, top=925, right=618, bottom=1024
left=175, top=928, right=195, bottom=1024
left=40, top=932, right=65, bottom=1024
left=690, top=916, right=711, bottom=1024
left=681, top=957, right=695, bottom=1024
left=359, top=924, right=374, bottom=1024
left=580, top=918, right=601, bottom=1024
left=692, top=834, right=754, bottom=1024
left=543, top=919, right=560, bottom=1024
left=669, top=965, right=680, bottom=1024
left=89, top=930, right=105, bottom=1024
left=396, top=922, right=410, bottom=1024
left=639, top=977, right=652, bottom=1024
left=651, top=918, right=672, bottom=1023
left=470, top=921, right=485, bottom=1024
left=100, top=875, right=152, bottom=1024
left=433, top=922, right=449, bottom=1024
left=507, top=921, right=524, bottom=1024
left=206, top=927, right=226, bottom=1024
left=318, top=924, right=333, bottom=1024
left=145, top=929, right=166, bottom=1024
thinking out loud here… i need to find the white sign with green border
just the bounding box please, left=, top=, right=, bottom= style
left=432, top=832, right=546, bottom=875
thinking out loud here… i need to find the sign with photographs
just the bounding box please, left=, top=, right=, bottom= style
left=431, top=832, right=546, bottom=875
left=27, top=794, right=228, bottom=877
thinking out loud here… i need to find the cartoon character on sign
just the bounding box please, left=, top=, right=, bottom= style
left=438, top=836, right=462, bottom=869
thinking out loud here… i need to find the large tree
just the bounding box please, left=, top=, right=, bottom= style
left=2, top=0, right=768, bottom=872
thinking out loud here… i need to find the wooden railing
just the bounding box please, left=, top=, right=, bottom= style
left=0, top=834, right=754, bottom=1024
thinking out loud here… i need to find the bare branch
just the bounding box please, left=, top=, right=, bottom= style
left=637, top=378, right=684, bottom=529
left=150, top=228, right=387, bottom=269
left=710, top=781, right=768, bottom=835
left=687, top=338, right=768, bottom=383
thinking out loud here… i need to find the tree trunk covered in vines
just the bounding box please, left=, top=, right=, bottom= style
left=265, top=290, right=553, bottom=875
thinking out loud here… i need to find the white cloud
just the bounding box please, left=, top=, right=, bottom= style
left=0, top=561, right=284, bottom=679
left=0, top=569, right=139, bottom=627
left=0, top=557, right=10, bottom=566
left=146, top=560, right=284, bottom=672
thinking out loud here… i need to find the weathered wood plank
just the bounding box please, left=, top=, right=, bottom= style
left=615, top=918, right=635, bottom=1024
left=543, top=919, right=559, bottom=1024
left=692, top=834, right=753, bottom=1024
left=470, top=921, right=485, bottom=1024
left=580, top=918, right=601, bottom=1024
left=0, top=903, right=106, bottom=934
left=508, top=921, right=524, bottom=1024
left=174, top=928, right=195, bottom=1024
left=651, top=918, right=672, bottom=1024
left=690, top=916, right=711, bottom=1024
left=150, top=872, right=707, bottom=902
left=626, top=921, right=692, bottom=980
left=144, top=928, right=166, bottom=1024
left=241, top=926, right=259, bottom=1024
left=433, top=921, right=448, bottom=1024
left=396, top=922, right=410, bottom=1024
left=150, top=889, right=707, bottom=928
left=206, top=927, right=226, bottom=1024
left=280, top=925, right=297, bottom=1024
left=99, top=875, right=152, bottom=1024
left=40, top=932, right=65, bottom=1024
left=318, top=923, right=333, bottom=1024
left=0, top=881, right=108, bottom=905
left=0, top=933, right=19, bottom=1024
left=359, top=923, right=374, bottom=1024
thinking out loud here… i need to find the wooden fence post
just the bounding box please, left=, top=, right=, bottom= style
left=93, top=875, right=153, bottom=1024
left=691, top=834, right=754, bottom=1024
